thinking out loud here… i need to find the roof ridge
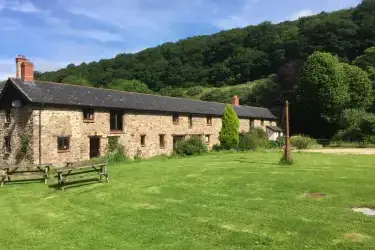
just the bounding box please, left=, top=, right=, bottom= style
left=30, top=79, right=269, bottom=110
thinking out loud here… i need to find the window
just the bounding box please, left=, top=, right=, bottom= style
left=261, top=119, right=265, bottom=127
left=83, top=108, right=94, bottom=121
left=207, top=116, right=212, bottom=126
left=205, top=135, right=210, bottom=144
left=173, top=113, right=179, bottom=125
left=4, top=136, right=11, bottom=153
left=141, top=135, right=146, bottom=147
left=188, top=115, right=193, bottom=128
left=57, top=137, right=70, bottom=151
left=5, top=109, right=11, bottom=123
left=250, top=119, right=255, bottom=129
left=110, top=110, right=123, bottom=131
left=159, top=134, right=165, bottom=148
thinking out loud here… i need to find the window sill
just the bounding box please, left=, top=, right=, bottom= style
left=58, top=150, right=70, bottom=153
left=160, top=146, right=165, bottom=149
left=207, top=124, right=212, bottom=126
left=83, top=120, right=95, bottom=123
left=4, top=152, right=11, bottom=155
left=141, top=145, right=146, bottom=148
left=4, top=122, right=11, bottom=125
left=173, top=122, right=179, bottom=125
left=110, top=131, right=124, bottom=134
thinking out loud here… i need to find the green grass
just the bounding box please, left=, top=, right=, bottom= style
left=1, top=151, right=375, bottom=249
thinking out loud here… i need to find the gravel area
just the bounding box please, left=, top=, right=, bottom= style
left=302, top=148, right=375, bottom=155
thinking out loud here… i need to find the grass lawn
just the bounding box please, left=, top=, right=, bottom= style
left=1, top=152, right=375, bottom=249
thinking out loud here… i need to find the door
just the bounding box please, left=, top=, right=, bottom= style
left=90, top=137, right=101, bottom=159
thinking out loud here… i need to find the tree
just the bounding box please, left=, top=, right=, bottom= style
left=334, top=109, right=375, bottom=142
left=296, top=52, right=350, bottom=137
left=219, top=105, right=240, bottom=149
left=353, top=47, right=375, bottom=81
left=61, top=75, right=90, bottom=86
left=342, top=63, right=373, bottom=109
left=107, top=79, right=153, bottom=94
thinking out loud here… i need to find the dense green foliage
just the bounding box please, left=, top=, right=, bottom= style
left=107, top=137, right=128, bottom=162
left=174, top=136, right=208, bottom=156
left=296, top=52, right=349, bottom=136
left=219, top=105, right=239, bottom=149
left=295, top=51, right=373, bottom=138
left=107, top=79, right=153, bottom=94
left=290, top=135, right=319, bottom=150
left=37, top=1, right=375, bottom=91
left=342, top=64, right=373, bottom=109
left=238, top=128, right=268, bottom=151
left=334, top=109, right=375, bottom=143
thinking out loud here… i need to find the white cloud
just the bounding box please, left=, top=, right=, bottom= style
left=212, top=0, right=258, bottom=29
left=7, top=0, right=41, bottom=13
left=291, top=9, right=315, bottom=20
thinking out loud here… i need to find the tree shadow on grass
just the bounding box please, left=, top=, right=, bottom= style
left=234, top=159, right=279, bottom=166
left=49, top=178, right=102, bottom=191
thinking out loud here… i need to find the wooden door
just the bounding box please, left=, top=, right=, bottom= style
left=90, top=137, right=101, bottom=159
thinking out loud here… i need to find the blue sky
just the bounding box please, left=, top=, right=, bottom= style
left=0, top=0, right=361, bottom=80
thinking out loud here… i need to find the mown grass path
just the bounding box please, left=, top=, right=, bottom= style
left=1, top=152, right=374, bottom=249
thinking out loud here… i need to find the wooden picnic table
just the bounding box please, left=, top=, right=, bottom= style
left=53, top=161, right=109, bottom=191
left=0, top=164, right=51, bottom=187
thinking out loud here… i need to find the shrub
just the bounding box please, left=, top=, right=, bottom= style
left=238, top=128, right=271, bottom=151
left=219, top=105, right=240, bottom=149
left=267, top=137, right=285, bottom=149
left=290, top=135, right=318, bottom=150
left=212, top=144, right=222, bottom=151
left=107, top=137, right=128, bottom=162
left=174, top=137, right=208, bottom=156
left=238, top=132, right=258, bottom=151
left=186, top=86, right=204, bottom=96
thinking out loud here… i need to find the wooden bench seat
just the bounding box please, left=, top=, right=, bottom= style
left=53, top=161, right=108, bottom=191
left=0, top=164, right=51, bottom=187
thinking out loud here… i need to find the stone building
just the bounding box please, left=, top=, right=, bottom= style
left=0, top=56, right=280, bottom=166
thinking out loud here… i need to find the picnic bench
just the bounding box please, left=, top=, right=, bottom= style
left=0, top=164, right=51, bottom=187
left=54, top=161, right=109, bottom=191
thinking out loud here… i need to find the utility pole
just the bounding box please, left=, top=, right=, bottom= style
left=284, top=100, right=291, bottom=161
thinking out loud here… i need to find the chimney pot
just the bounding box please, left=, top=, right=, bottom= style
left=232, top=95, right=240, bottom=106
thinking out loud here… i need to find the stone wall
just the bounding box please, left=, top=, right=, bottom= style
left=0, top=106, right=277, bottom=166
left=0, top=106, right=34, bottom=165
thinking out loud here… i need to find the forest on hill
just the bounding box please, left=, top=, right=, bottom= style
left=37, top=0, right=375, bottom=139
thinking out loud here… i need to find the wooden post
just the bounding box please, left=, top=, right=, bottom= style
left=284, top=101, right=291, bottom=161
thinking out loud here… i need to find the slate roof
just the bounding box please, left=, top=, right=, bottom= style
left=7, top=78, right=277, bottom=119
left=267, top=126, right=283, bottom=132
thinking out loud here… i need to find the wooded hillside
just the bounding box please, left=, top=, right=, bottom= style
left=37, top=0, right=375, bottom=139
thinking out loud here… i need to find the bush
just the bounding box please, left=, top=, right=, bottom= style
left=238, top=128, right=271, bottom=151
left=219, top=105, right=240, bottom=149
left=174, top=137, right=208, bottom=156
left=186, top=86, right=204, bottom=97
left=212, top=144, right=223, bottom=151
left=107, top=137, right=128, bottom=162
left=290, top=135, right=318, bottom=150
left=267, top=137, right=285, bottom=149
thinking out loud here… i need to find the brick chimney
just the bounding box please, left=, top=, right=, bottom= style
left=232, top=95, right=239, bottom=106
left=16, top=55, right=34, bottom=81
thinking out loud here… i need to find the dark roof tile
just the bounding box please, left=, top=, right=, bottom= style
left=8, top=78, right=277, bottom=119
